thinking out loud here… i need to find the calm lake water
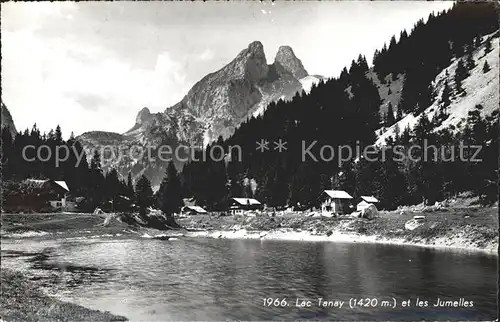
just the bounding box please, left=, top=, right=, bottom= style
left=1, top=236, right=497, bottom=321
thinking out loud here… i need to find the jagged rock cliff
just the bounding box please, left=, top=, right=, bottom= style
left=124, top=41, right=317, bottom=145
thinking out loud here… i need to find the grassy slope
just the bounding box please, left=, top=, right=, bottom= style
left=376, top=31, right=499, bottom=145
left=1, top=213, right=131, bottom=238
left=1, top=212, right=184, bottom=240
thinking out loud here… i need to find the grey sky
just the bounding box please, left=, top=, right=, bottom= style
left=1, top=1, right=453, bottom=138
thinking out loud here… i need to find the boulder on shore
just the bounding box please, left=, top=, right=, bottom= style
left=361, top=204, right=378, bottom=219
left=405, top=219, right=425, bottom=231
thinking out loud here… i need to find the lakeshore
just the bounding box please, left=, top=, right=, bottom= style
left=1, top=205, right=497, bottom=321
left=185, top=227, right=498, bottom=254
left=2, top=204, right=498, bottom=254
left=0, top=269, right=127, bottom=322
left=178, top=206, right=499, bottom=254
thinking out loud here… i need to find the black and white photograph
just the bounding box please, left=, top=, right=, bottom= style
left=0, top=1, right=498, bottom=321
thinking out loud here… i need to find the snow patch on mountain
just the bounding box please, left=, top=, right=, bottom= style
left=299, top=75, right=323, bottom=94
left=252, top=75, right=324, bottom=117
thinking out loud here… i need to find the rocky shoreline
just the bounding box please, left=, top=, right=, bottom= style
left=2, top=206, right=497, bottom=255
left=179, top=206, right=499, bottom=255
left=185, top=227, right=498, bottom=254
left=0, top=269, right=127, bottom=322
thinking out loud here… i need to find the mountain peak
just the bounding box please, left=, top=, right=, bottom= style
left=236, top=41, right=266, bottom=59
left=79, top=38, right=315, bottom=188
left=275, top=45, right=308, bottom=79
left=247, top=41, right=265, bottom=54
left=232, top=40, right=269, bottom=82
left=136, top=107, right=151, bottom=123
left=277, top=45, right=294, bottom=55
left=124, top=107, right=154, bottom=134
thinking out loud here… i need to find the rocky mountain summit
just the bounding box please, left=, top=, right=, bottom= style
left=124, top=41, right=320, bottom=145
left=77, top=41, right=322, bottom=187
left=275, top=45, right=308, bottom=79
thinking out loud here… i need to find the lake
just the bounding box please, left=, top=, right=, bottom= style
left=1, top=236, right=497, bottom=321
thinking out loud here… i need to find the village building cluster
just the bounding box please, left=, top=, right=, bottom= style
left=4, top=178, right=380, bottom=218
left=180, top=190, right=380, bottom=217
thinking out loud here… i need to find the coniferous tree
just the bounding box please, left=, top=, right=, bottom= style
left=135, top=175, right=153, bottom=217
left=372, top=49, right=380, bottom=66
left=55, top=125, right=63, bottom=143
left=459, top=106, right=490, bottom=200
left=440, top=82, right=451, bottom=108
left=269, top=164, right=289, bottom=207
left=61, top=139, right=76, bottom=191
left=228, top=174, right=243, bottom=199
left=396, top=104, right=403, bottom=120
left=454, top=59, right=469, bottom=93
left=73, top=141, right=90, bottom=198
left=210, top=141, right=229, bottom=209
left=89, top=150, right=105, bottom=208
left=157, top=161, right=183, bottom=218
left=104, top=168, right=120, bottom=210
left=354, top=157, right=379, bottom=200
left=411, top=114, right=442, bottom=204
left=332, top=164, right=355, bottom=194
left=474, top=35, right=481, bottom=48
left=483, top=60, right=491, bottom=73
left=46, top=129, right=54, bottom=141
left=378, top=150, right=408, bottom=209
left=386, top=102, right=395, bottom=126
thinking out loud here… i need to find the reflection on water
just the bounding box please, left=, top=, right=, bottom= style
left=1, top=237, right=497, bottom=321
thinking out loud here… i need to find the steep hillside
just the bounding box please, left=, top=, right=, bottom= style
left=376, top=31, right=499, bottom=145
left=179, top=2, right=499, bottom=210
left=1, top=103, right=17, bottom=138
